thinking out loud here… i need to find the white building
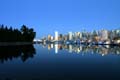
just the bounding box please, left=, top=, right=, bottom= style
left=100, top=30, right=108, bottom=41
left=69, top=32, right=73, bottom=40
left=55, top=31, right=58, bottom=41
left=79, top=32, right=82, bottom=39
left=75, top=32, right=82, bottom=39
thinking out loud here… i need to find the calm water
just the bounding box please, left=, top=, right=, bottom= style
left=0, top=44, right=120, bottom=80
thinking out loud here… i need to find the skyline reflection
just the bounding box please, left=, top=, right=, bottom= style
left=40, top=43, right=120, bottom=56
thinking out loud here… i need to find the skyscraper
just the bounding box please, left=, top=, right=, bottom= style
left=69, top=32, right=73, bottom=40
left=55, top=31, right=58, bottom=41
left=100, top=30, right=108, bottom=41
left=47, top=35, right=51, bottom=41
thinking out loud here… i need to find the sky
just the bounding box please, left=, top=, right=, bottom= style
left=0, top=0, right=120, bottom=38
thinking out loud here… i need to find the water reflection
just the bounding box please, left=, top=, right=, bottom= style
left=0, top=45, right=36, bottom=63
left=0, top=44, right=120, bottom=80
left=40, top=43, right=120, bottom=56
left=55, top=44, right=58, bottom=54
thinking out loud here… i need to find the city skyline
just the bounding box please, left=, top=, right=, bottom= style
left=41, top=29, right=120, bottom=39
left=36, top=28, right=120, bottom=46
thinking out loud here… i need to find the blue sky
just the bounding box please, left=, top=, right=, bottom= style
left=0, top=0, right=120, bottom=38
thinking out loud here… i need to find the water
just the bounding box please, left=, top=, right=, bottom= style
left=0, top=44, right=120, bottom=80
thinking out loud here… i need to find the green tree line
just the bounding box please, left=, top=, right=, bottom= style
left=0, top=24, right=36, bottom=42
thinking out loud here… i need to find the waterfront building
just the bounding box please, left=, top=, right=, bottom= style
left=116, top=29, right=120, bottom=37
left=47, top=35, right=51, bottom=41
left=100, top=30, right=109, bottom=41
left=63, top=35, right=68, bottom=41
left=58, top=34, right=63, bottom=41
left=74, top=32, right=81, bottom=40
left=68, top=32, right=73, bottom=40
left=55, top=31, right=58, bottom=41
left=109, top=31, right=114, bottom=40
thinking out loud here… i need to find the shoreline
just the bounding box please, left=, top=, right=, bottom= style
left=0, top=42, right=33, bottom=46
left=34, top=41, right=120, bottom=46
left=0, top=41, right=120, bottom=46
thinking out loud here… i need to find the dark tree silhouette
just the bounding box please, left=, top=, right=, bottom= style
left=0, top=24, right=36, bottom=42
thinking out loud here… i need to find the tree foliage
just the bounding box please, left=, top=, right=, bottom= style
left=0, top=24, right=36, bottom=42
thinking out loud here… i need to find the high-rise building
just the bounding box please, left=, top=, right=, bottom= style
left=69, top=32, right=73, bottom=40
left=47, top=35, right=51, bottom=41
left=58, top=34, right=63, bottom=40
left=55, top=31, right=58, bottom=41
left=79, top=32, right=82, bottom=39
left=116, top=30, right=120, bottom=37
left=100, top=30, right=108, bottom=41
left=64, top=35, right=68, bottom=41
left=74, top=32, right=82, bottom=39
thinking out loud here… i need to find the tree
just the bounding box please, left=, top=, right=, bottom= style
left=0, top=24, right=36, bottom=42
